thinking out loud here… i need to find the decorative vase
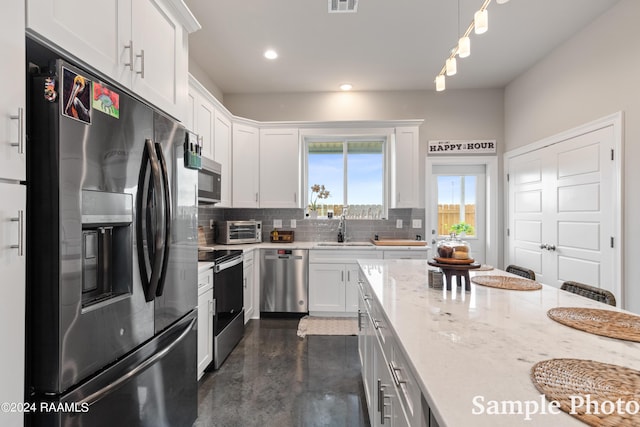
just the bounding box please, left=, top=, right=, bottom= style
left=309, top=210, right=318, bottom=219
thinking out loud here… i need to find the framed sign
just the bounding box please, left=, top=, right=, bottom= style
left=428, top=140, right=496, bottom=155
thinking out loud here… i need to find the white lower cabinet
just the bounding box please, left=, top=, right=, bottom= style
left=0, top=183, right=26, bottom=427
left=309, top=250, right=382, bottom=315
left=359, top=273, right=437, bottom=427
left=243, top=250, right=255, bottom=323
left=383, top=250, right=429, bottom=260
left=197, top=269, right=213, bottom=379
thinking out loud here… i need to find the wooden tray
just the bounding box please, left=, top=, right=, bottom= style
left=531, top=359, right=640, bottom=426
left=270, top=230, right=294, bottom=243
left=471, top=275, right=542, bottom=290
left=434, top=257, right=475, bottom=265
left=548, top=307, right=640, bottom=342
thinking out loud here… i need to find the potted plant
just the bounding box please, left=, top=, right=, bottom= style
left=449, top=222, right=474, bottom=237
left=308, top=184, right=330, bottom=218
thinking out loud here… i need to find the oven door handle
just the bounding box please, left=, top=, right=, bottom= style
left=214, top=256, right=243, bottom=273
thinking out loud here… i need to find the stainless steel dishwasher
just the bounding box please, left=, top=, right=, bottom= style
left=260, top=249, right=309, bottom=316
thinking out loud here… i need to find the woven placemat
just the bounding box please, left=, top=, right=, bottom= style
left=471, top=275, right=542, bottom=290
left=531, top=359, right=640, bottom=426
left=548, top=307, right=640, bottom=343
left=476, top=264, right=494, bottom=271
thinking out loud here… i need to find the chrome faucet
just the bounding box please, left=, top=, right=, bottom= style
left=338, top=206, right=348, bottom=242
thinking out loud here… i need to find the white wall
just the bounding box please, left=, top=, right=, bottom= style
left=189, top=58, right=224, bottom=102
left=223, top=89, right=504, bottom=209
left=504, top=0, right=640, bottom=312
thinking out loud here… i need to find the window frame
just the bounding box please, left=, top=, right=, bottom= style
left=301, top=127, right=392, bottom=219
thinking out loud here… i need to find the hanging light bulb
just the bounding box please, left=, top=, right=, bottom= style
left=435, top=74, right=446, bottom=91
left=446, top=57, right=457, bottom=76
left=474, top=9, right=488, bottom=35
left=458, top=36, right=470, bottom=58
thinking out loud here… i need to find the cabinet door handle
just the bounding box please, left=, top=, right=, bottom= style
left=294, top=192, right=297, bottom=203
left=341, top=271, right=344, bottom=282
left=136, top=49, right=145, bottom=78
left=10, top=211, right=24, bottom=256
left=255, top=193, right=259, bottom=203
left=208, top=300, right=214, bottom=315
left=9, top=108, right=24, bottom=154
left=357, top=309, right=362, bottom=331
left=124, top=40, right=134, bottom=71
left=389, top=362, right=407, bottom=386
left=347, top=271, right=351, bottom=282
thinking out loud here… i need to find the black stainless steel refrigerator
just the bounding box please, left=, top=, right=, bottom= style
left=25, top=40, right=198, bottom=427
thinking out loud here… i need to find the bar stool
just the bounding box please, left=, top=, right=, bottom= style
left=560, top=281, right=616, bottom=306
left=505, top=264, right=536, bottom=280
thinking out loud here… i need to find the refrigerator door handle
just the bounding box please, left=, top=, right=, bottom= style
left=78, top=315, right=196, bottom=406
left=136, top=138, right=165, bottom=302
left=154, top=142, right=171, bottom=297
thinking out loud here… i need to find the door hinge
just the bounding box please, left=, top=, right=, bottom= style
left=611, top=237, right=614, bottom=248
left=507, top=228, right=510, bottom=237
left=611, top=149, right=614, bottom=161
left=507, top=173, right=510, bottom=182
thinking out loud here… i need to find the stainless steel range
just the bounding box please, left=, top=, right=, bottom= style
left=200, top=249, right=245, bottom=369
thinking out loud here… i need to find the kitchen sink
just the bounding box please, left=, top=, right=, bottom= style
left=315, top=242, right=374, bottom=247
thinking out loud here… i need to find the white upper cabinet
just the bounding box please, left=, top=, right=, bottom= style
left=259, top=128, right=300, bottom=208
left=1, top=0, right=26, bottom=181
left=392, top=126, right=420, bottom=208
left=26, top=0, right=199, bottom=122
left=232, top=123, right=260, bottom=208
left=214, top=112, right=232, bottom=207
left=187, top=77, right=232, bottom=207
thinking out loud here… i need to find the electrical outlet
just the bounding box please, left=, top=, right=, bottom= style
left=396, top=219, right=403, bottom=228
left=209, top=219, right=214, bottom=229
left=412, top=219, right=422, bottom=229
left=290, top=219, right=297, bottom=229
left=273, top=219, right=282, bottom=228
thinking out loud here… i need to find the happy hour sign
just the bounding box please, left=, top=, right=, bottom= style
left=428, top=140, right=496, bottom=155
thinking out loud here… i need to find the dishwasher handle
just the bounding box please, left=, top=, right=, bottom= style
left=264, top=255, right=304, bottom=261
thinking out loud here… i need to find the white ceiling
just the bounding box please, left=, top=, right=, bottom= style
left=185, top=0, right=619, bottom=95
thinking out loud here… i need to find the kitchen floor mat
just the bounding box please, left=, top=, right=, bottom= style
left=297, top=315, right=358, bottom=338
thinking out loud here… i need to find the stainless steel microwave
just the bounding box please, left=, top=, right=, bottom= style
left=216, top=220, right=262, bottom=244
left=198, top=157, right=222, bottom=204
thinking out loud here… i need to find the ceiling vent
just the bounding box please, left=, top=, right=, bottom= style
left=329, top=0, right=358, bottom=13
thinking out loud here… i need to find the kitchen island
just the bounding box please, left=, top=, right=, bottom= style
left=357, top=259, right=640, bottom=426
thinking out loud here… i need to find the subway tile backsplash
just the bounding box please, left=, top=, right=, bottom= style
left=197, top=207, right=425, bottom=245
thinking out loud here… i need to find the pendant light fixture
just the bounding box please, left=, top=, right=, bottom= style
left=457, top=35, right=471, bottom=58
left=446, top=57, right=457, bottom=76
left=434, top=0, right=506, bottom=92
left=474, top=9, right=488, bottom=34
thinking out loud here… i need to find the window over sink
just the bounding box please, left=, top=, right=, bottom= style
left=304, top=137, right=386, bottom=219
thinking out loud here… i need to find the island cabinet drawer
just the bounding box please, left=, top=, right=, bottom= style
left=370, top=298, right=393, bottom=356
left=390, top=343, right=421, bottom=425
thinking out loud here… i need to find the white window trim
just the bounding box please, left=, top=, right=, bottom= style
left=426, top=156, right=499, bottom=268
left=300, top=127, right=393, bottom=219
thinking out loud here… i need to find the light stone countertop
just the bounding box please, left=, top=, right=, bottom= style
left=357, top=259, right=640, bottom=427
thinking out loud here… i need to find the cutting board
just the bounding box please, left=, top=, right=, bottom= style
left=370, top=239, right=427, bottom=246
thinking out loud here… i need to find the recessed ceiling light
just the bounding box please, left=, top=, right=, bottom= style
left=340, top=83, right=353, bottom=91
left=264, top=49, right=278, bottom=60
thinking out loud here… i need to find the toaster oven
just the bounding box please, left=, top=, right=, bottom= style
left=216, top=220, right=262, bottom=244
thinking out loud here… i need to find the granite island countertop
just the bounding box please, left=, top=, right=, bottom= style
left=357, top=259, right=640, bottom=427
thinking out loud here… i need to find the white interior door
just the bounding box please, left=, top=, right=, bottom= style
left=508, top=125, right=617, bottom=297
left=429, top=164, right=487, bottom=264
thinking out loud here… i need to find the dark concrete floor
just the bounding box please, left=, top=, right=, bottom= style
left=193, top=318, right=370, bottom=427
